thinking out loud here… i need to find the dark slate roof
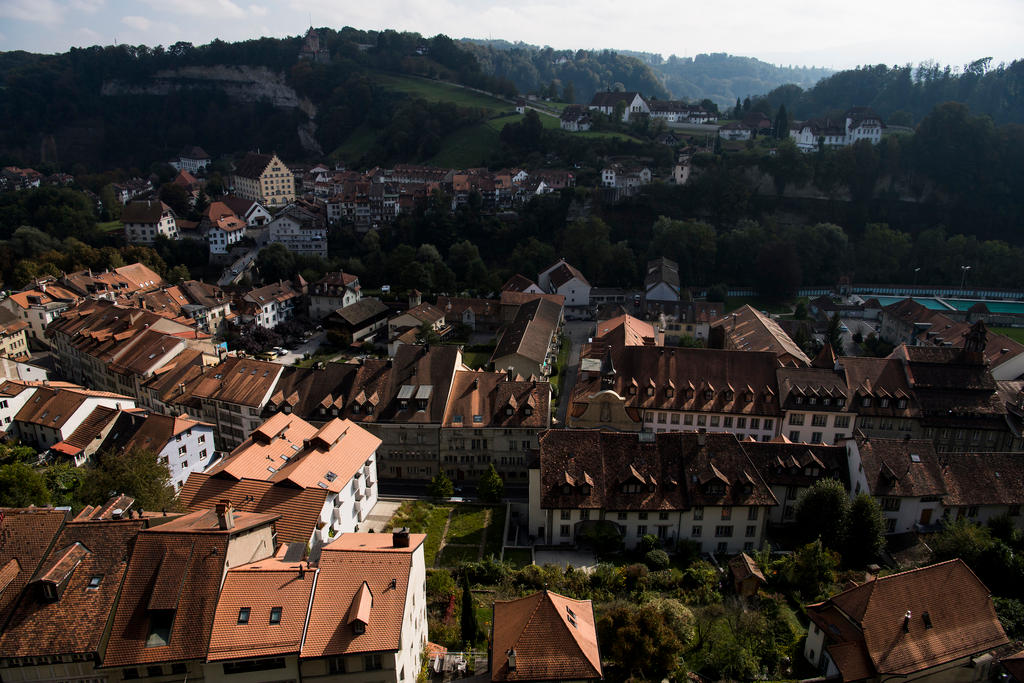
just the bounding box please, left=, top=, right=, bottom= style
left=233, top=152, right=274, bottom=180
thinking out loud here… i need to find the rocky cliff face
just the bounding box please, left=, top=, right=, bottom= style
left=102, top=65, right=321, bottom=153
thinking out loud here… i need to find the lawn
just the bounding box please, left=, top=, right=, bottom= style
left=427, top=123, right=500, bottom=168
left=447, top=506, right=488, bottom=546
left=374, top=72, right=511, bottom=113
left=330, top=124, right=377, bottom=163
left=385, top=501, right=452, bottom=567
left=502, top=548, right=533, bottom=568
left=991, top=327, right=1024, bottom=344
left=461, top=350, right=492, bottom=370
left=386, top=501, right=506, bottom=567
left=97, top=220, right=123, bottom=233
left=484, top=505, right=506, bottom=558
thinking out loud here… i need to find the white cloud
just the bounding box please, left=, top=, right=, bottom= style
left=67, top=0, right=104, bottom=13
left=141, top=0, right=245, bottom=18
left=121, top=15, right=152, bottom=31
left=250, top=4, right=268, bottom=16
left=0, top=0, right=62, bottom=23
left=76, top=26, right=102, bottom=42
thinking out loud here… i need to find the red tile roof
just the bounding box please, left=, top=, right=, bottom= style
left=443, top=370, right=551, bottom=429
left=0, top=508, right=68, bottom=626
left=177, top=473, right=328, bottom=543
left=207, top=556, right=316, bottom=661
left=855, top=437, right=946, bottom=498
left=301, top=532, right=425, bottom=658
left=491, top=590, right=602, bottom=682
left=808, top=559, right=1008, bottom=678
left=103, top=510, right=277, bottom=666
left=0, top=518, right=146, bottom=657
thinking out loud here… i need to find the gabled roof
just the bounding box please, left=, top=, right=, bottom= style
left=442, top=370, right=550, bottom=429
left=939, top=451, right=1024, bottom=507
left=491, top=590, right=602, bottom=682
left=121, top=201, right=171, bottom=224
left=190, top=356, right=282, bottom=408
left=713, top=305, right=810, bottom=366
left=854, top=437, right=946, bottom=498
left=501, top=274, right=540, bottom=293
left=210, top=415, right=380, bottom=493
left=807, top=559, right=1007, bottom=678
left=0, top=507, right=68, bottom=626
left=492, top=297, right=563, bottom=365
left=103, top=509, right=277, bottom=666
left=543, top=260, right=590, bottom=289
left=177, top=473, right=328, bottom=543
left=589, top=91, right=645, bottom=107
left=233, top=152, right=276, bottom=180
left=207, top=554, right=316, bottom=661
left=594, top=314, right=656, bottom=347
left=123, top=413, right=212, bottom=455
left=744, top=441, right=849, bottom=489
left=0, top=518, right=146, bottom=657
left=331, top=298, right=390, bottom=327
left=538, top=430, right=776, bottom=511
left=301, top=533, right=426, bottom=658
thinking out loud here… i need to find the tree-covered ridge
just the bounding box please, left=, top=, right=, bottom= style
left=0, top=28, right=515, bottom=170
left=750, top=58, right=1024, bottom=125
left=459, top=41, right=670, bottom=103
left=628, top=51, right=833, bottom=108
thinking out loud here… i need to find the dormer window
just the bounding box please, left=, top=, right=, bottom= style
left=880, top=398, right=890, bottom=408
left=580, top=484, right=591, bottom=495
left=897, top=399, right=906, bottom=409
left=366, top=405, right=374, bottom=415
left=704, top=390, right=713, bottom=401
left=561, top=484, right=573, bottom=495
left=666, top=388, right=674, bottom=398
left=506, top=407, right=514, bottom=416
left=795, top=396, right=804, bottom=405
left=646, top=387, right=654, bottom=397
left=524, top=406, right=533, bottom=416
left=808, top=397, right=817, bottom=406
left=862, top=397, right=871, bottom=407
left=725, top=390, right=734, bottom=401
left=353, top=621, right=365, bottom=635
left=837, top=398, right=846, bottom=408
left=622, top=482, right=642, bottom=494
left=745, top=393, right=753, bottom=403
left=629, top=386, right=637, bottom=395
left=822, top=398, right=831, bottom=406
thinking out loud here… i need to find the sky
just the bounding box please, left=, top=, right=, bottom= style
left=0, top=0, right=1021, bottom=70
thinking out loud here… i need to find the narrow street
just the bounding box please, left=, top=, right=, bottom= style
left=555, top=321, right=594, bottom=426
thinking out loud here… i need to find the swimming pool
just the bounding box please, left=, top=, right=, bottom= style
left=871, top=296, right=1024, bottom=314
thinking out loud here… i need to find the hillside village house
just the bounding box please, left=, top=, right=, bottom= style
left=309, top=271, right=362, bottom=319
left=491, top=296, right=564, bottom=380
left=804, top=560, right=1008, bottom=682
left=325, top=298, right=391, bottom=343
left=2, top=279, right=81, bottom=343
left=744, top=440, right=850, bottom=525
left=204, top=201, right=248, bottom=255
left=559, top=105, right=592, bottom=131
left=230, top=152, right=295, bottom=207
left=5, top=384, right=136, bottom=452
left=719, top=122, right=753, bottom=141
left=440, top=370, right=551, bottom=483
left=538, top=259, right=590, bottom=311
left=243, top=280, right=303, bottom=329
left=171, top=145, right=211, bottom=173
left=221, top=194, right=272, bottom=226
left=777, top=347, right=857, bottom=445
left=530, top=430, right=776, bottom=552
left=588, top=91, right=650, bottom=122
left=121, top=200, right=179, bottom=245
left=789, top=107, right=885, bottom=152
left=643, top=257, right=681, bottom=317
left=268, top=202, right=328, bottom=258
left=122, top=412, right=217, bottom=490
left=0, top=307, right=31, bottom=360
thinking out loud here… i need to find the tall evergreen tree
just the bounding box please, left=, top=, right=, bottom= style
left=774, top=104, right=789, bottom=139
left=460, top=570, right=479, bottom=644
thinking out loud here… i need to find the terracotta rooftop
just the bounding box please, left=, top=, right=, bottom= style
left=501, top=274, right=539, bottom=293
left=743, top=441, right=849, bottom=489
left=442, top=370, right=551, bottom=429
left=543, top=260, right=590, bottom=289
left=0, top=517, right=146, bottom=658
left=712, top=305, right=810, bottom=366
left=594, top=314, right=657, bottom=347
left=123, top=412, right=213, bottom=455
left=207, top=554, right=316, bottom=661
left=103, top=511, right=276, bottom=666
left=0, top=507, right=68, bottom=627
left=211, top=414, right=380, bottom=493
left=301, top=532, right=426, bottom=658
left=177, top=473, right=328, bottom=543
left=939, top=451, right=1024, bottom=507
left=538, top=430, right=777, bottom=512
left=190, top=356, right=283, bottom=408
left=854, top=436, right=946, bottom=498
left=491, top=590, right=602, bottom=682
left=807, top=559, right=1008, bottom=679
left=492, top=297, right=563, bottom=366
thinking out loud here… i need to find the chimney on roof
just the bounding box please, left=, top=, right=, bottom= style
left=903, top=610, right=912, bottom=632
left=299, top=562, right=306, bottom=579
left=507, top=648, right=517, bottom=671
left=215, top=499, right=235, bottom=530
left=392, top=527, right=410, bottom=548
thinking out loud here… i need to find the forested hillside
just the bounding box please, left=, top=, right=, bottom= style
left=749, top=58, right=1024, bottom=125
left=459, top=40, right=670, bottom=103
left=627, top=51, right=832, bottom=108
left=0, top=28, right=517, bottom=170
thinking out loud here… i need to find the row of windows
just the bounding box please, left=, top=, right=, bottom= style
left=557, top=507, right=761, bottom=522
left=788, top=413, right=851, bottom=428
left=646, top=413, right=773, bottom=430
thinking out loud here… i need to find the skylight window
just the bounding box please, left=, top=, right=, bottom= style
left=269, top=607, right=282, bottom=625
left=324, top=471, right=338, bottom=482
left=87, top=575, right=103, bottom=589
left=566, top=606, right=577, bottom=628
left=237, top=608, right=250, bottom=624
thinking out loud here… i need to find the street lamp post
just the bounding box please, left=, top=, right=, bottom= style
left=913, top=267, right=921, bottom=288
left=960, top=265, right=971, bottom=291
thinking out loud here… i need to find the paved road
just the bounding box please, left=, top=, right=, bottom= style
left=555, top=321, right=594, bottom=426
left=275, top=330, right=327, bottom=365
left=840, top=318, right=880, bottom=356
